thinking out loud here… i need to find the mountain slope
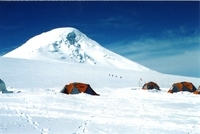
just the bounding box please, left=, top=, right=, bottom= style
left=3, top=27, right=150, bottom=71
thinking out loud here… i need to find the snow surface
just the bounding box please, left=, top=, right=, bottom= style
left=3, top=27, right=150, bottom=72
left=1, top=27, right=200, bottom=134
left=0, top=57, right=200, bottom=134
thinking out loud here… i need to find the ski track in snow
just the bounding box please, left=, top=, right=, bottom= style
left=0, top=90, right=50, bottom=134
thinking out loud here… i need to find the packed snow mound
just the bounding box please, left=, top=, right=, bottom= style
left=3, top=27, right=150, bottom=71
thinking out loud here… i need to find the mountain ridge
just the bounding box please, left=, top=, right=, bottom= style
left=3, top=27, right=151, bottom=72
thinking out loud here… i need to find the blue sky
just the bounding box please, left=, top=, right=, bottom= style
left=0, top=1, right=199, bottom=77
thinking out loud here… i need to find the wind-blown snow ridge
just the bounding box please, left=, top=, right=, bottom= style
left=3, top=27, right=150, bottom=71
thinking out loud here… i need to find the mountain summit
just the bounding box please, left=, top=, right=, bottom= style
left=3, top=27, right=150, bottom=71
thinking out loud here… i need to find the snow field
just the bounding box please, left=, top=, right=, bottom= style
left=1, top=87, right=200, bottom=134
left=0, top=57, right=200, bottom=134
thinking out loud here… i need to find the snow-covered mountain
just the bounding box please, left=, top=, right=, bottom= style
left=3, top=27, right=150, bottom=71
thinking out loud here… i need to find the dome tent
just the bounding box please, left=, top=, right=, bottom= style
left=0, top=79, right=13, bottom=93
left=61, top=82, right=99, bottom=96
left=0, top=79, right=7, bottom=92
left=142, top=81, right=160, bottom=90
left=168, top=81, right=197, bottom=94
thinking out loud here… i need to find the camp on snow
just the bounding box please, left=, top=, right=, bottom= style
left=142, top=81, right=160, bottom=90
left=61, top=82, right=100, bottom=96
left=167, top=81, right=197, bottom=94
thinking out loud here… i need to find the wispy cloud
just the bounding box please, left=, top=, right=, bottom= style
left=162, top=26, right=199, bottom=38
left=98, top=14, right=138, bottom=29
left=0, top=24, right=22, bottom=31
left=110, top=35, right=199, bottom=59
left=142, top=50, right=200, bottom=77
left=99, top=18, right=200, bottom=55
left=107, top=28, right=200, bottom=77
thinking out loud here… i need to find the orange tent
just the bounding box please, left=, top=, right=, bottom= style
left=168, top=81, right=197, bottom=94
left=142, top=81, right=160, bottom=90
left=61, top=82, right=99, bottom=96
